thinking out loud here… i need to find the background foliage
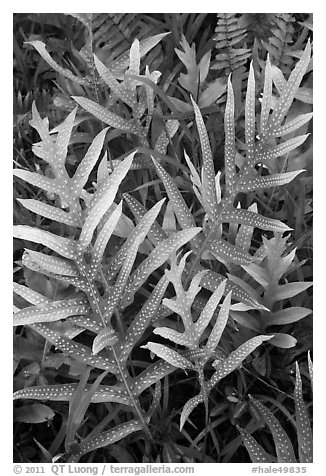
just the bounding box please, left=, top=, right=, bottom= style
left=13, top=13, right=313, bottom=463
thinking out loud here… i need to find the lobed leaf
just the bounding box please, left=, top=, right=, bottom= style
left=205, top=291, right=232, bottom=353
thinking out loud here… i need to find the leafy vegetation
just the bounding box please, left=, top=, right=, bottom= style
left=13, top=13, right=313, bottom=463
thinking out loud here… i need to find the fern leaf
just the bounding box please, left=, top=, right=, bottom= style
left=294, top=362, right=313, bottom=462
left=142, top=342, right=194, bottom=370
left=13, top=225, right=76, bottom=259
left=123, top=193, right=167, bottom=246
left=23, top=250, right=78, bottom=276
left=14, top=383, right=130, bottom=405
left=244, top=62, right=256, bottom=166
left=223, top=209, right=291, bottom=232
left=260, top=55, right=273, bottom=137
left=152, top=158, right=197, bottom=232
left=105, top=198, right=165, bottom=281
left=265, top=307, right=312, bottom=326
left=90, top=201, right=123, bottom=280
left=132, top=360, right=175, bottom=395
left=209, top=238, right=254, bottom=265
left=92, top=327, right=119, bottom=354
left=237, top=170, right=305, bottom=193
left=191, top=97, right=219, bottom=220
left=269, top=113, right=313, bottom=138
left=255, top=135, right=309, bottom=165
left=26, top=40, right=92, bottom=86
left=79, top=152, right=134, bottom=249
left=249, top=397, right=296, bottom=463
left=120, top=275, right=169, bottom=361
left=180, top=393, right=204, bottom=430
left=75, top=419, right=144, bottom=459
left=204, top=291, right=232, bottom=353
left=121, top=227, right=201, bottom=309
left=13, top=170, right=58, bottom=196
left=71, top=127, right=110, bottom=197
left=269, top=40, right=311, bottom=130
left=209, top=335, right=273, bottom=388
left=13, top=282, right=50, bottom=306
left=194, top=279, right=227, bottom=338
left=269, top=282, right=312, bottom=302
left=224, top=75, right=236, bottom=193
left=72, top=96, right=140, bottom=134
left=17, top=199, right=80, bottom=227
left=237, top=425, right=274, bottom=463
left=200, top=270, right=262, bottom=309
left=31, top=323, right=118, bottom=373
left=13, top=298, right=90, bottom=326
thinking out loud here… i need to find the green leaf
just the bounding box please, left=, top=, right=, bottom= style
left=249, top=397, right=296, bottom=463
left=256, top=135, right=309, bottom=164
left=269, top=333, right=297, bottom=349
left=294, top=362, right=313, bottom=462
left=14, top=170, right=58, bottom=196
